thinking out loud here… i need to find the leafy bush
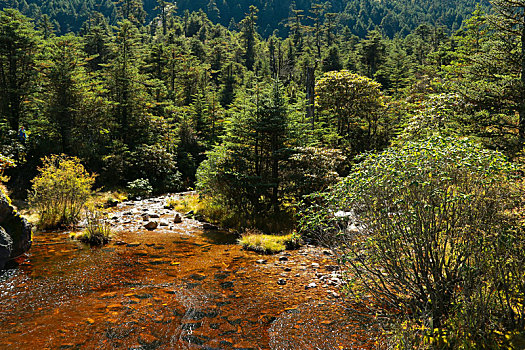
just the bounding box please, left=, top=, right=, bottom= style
left=71, top=209, right=112, bottom=246
left=300, top=136, right=525, bottom=347
left=129, top=144, right=182, bottom=193
left=126, top=178, right=153, bottom=199
left=29, top=154, right=95, bottom=229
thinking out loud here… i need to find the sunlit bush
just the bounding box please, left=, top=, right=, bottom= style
left=300, top=136, right=525, bottom=347
left=29, top=154, right=95, bottom=229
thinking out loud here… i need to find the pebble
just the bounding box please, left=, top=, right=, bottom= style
left=256, top=259, right=267, bottom=264
left=277, top=278, right=286, bottom=285
left=305, top=282, right=317, bottom=290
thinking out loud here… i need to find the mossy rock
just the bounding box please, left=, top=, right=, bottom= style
left=0, top=191, right=32, bottom=266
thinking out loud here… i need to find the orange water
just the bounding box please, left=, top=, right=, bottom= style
left=0, top=213, right=371, bottom=349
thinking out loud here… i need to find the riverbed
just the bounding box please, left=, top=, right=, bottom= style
left=0, top=195, right=373, bottom=349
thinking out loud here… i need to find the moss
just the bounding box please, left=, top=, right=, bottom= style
left=239, top=232, right=303, bottom=254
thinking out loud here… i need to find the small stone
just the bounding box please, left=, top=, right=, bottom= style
left=277, top=278, right=286, bottom=285
left=142, top=214, right=150, bottom=221
left=149, top=213, right=160, bottom=219
left=159, top=220, right=169, bottom=227
left=323, top=250, right=333, bottom=256
left=311, top=263, right=320, bottom=269
left=173, top=214, right=182, bottom=223
left=144, top=221, right=158, bottom=230
left=305, top=282, right=317, bottom=290
left=279, top=256, right=288, bottom=262
left=283, top=267, right=292, bottom=272
left=256, top=259, right=267, bottom=264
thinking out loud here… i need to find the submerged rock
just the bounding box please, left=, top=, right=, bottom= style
left=0, top=191, right=32, bottom=269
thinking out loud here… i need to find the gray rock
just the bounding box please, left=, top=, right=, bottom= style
left=0, top=227, right=13, bottom=269
left=0, top=191, right=32, bottom=268
left=305, top=282, right=317, bottom=290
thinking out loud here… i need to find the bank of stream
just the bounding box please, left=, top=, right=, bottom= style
left=0, top=194, right=374, bottom=349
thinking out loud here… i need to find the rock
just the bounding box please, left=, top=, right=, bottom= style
left=202, top=223, right=218, bottom=230
left=0, top=227, right=13, bottom=269
left=159, top=220, right=169, bottom=227
left=283, top=267, right=292, bottom=272
left=144, top=221, right=158, bottom=230
left=0, top=191, right=32, bottom=268
left=305, top=282, right=317, bottom=290
left=277, top=278, right=286, bottom=285
left=323, top=250, right=333, bottom=256
left=141, top=214, right=150, bottom=221
left=256, top=259, right=267, bottom=264
left=185, top=210, right=194, bottom=217
left=149, top=213, right=160, bottom=219
left=173, top=214, right=182, bottom=223
left=278, top=256, right=289, bottom=262
left=311, top=263, right=320, bottom=269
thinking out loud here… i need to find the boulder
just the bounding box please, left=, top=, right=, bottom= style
left=0, top=191, right=32, bottom=268
left=173, top=213, right=182, bottom=223
left=0, top=227, right=13, bottom=270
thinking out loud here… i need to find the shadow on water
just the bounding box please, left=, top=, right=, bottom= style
left=199, top=229, right=239, bottom=245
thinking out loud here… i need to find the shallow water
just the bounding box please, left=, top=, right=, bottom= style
left=0, top=200, right=372, bottom=350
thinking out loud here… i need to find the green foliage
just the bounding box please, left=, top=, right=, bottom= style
left=300, top=136, right=525, bottom=346
left=129, top=144, right=182, bottom=193
left=315, top=70, right=386, bottom=155
left=126, top=178, right=153, bottom=199
left=29, top=154, right=96, bottom=229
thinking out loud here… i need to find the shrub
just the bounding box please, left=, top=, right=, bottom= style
left=129, top=144, right=182, bottom=193
left=300, top=136, right=525, bottom=347
left=126, top=178, right=153, bottom=199
left=71, top=209, right=112, bottom=246
left=29, top=154, right=95, bottom=229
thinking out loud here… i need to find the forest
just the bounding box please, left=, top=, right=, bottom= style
left=0, top=0, right=524, bottom=348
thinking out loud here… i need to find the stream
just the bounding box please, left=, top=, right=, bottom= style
left=0, top=195, right=373, bottom=349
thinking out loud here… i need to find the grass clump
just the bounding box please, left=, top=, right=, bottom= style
left=239, top=231, right=302, bottom=254
left=71, top=209, right=112, bottom=246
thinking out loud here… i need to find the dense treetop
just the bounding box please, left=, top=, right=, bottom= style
left=0, top=0, right=488, bottom=37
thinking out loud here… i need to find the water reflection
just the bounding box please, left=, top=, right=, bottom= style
left=0, top=209, right=369, bottom=349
